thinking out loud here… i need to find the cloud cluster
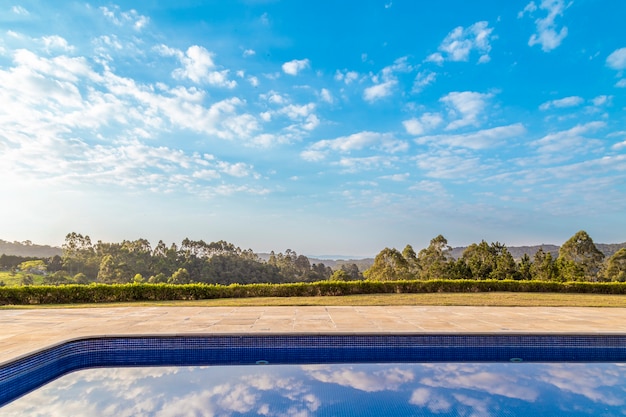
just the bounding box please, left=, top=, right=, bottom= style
left=426, top=21, right=495, bottom=64
left=606, top=47, right=626, bottom=87
left=100, top=6, right=150, bottom=31
left=520, top=0, right=570, bottom=52
left=363, top=57, right=412, bottom=103
left=282, top=58, right=310, bottom=75
left=539, top=96, right=584, bottom=110
left=301, top=131, right=408, bottom=168
left=156, top=45, right=236, bottom=88
left=440, top=91, right=494, bottom=130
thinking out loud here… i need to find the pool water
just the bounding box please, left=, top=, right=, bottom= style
left=2, top=361, right=626, bottom=416
left=1, top=335, right=626, bottom=415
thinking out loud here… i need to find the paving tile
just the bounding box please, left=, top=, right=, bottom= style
left=1, top=306, right=626, bottom=365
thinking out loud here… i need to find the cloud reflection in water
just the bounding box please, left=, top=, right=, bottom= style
left=2, top=363, right=626, bottom=416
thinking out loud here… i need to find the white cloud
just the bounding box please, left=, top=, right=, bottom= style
left=300, top=149, right=326, bottom=162
left=381, top=173, right=410, bottom=181
left=520, top=0, right=570, bottom=52
left=539, top=96, right=584, bottom=110
left=248, top=75, right=259, bottom=87
left=363, top=80, right=396, bottom=102
left=302, top=114, right=320, bottom=130
left=403, top=112, right=443, bottom=136
left=217, top=161, right=253, bottom=177
left=413, top=70, right=437, bottom=93
left=282, top=59, right=310, bottom=75
left=531, top=121, right=606, bottom=160
left=100, top=6, right=149, bottom=31
left=415, top=150, right=481, bottom=179
left=421, top=365, right=539, bottom=402
left=591, top=95, right=612, bottom=106
left=337, top=156, right=400, bottom=172
left=335, top=69, right=360, bottom=84
left=612, top=140, right=626, bottom=150
left=261, top=90, right=288, bottom=105
left=320, top=88, right=333, bottom=103
left=410, top=388, right=452, bottom=413
left=305, top=365, right=414, bottom=392
left=363, top=57, right=411, bottom=103
left=12, top=6, right=29, bottom=15
left=309, top=131, right=407, bottom=155
left=440, top=91, right=493, bottom=130
left=616, top=79, right=626, bottom=88
left=428, top=21, right=494, bottom=64
left=539, top=365, right=625, bottom=406
left=243, top=49, right=256, bottom=57
left=606, top=47, right=626, bottom=70
left=158, top=45, right=236, bottom=88
left=417, top=123, right=526, bottom=150
left=0, top=45, right=276, bottom=197
left=278, top=103, right=315, bottom=120
left=41, top=35, right=75, bottom=53
left=425, top=53, right=444, bottom=65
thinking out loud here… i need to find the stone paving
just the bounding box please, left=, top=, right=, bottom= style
left=2, top=306, right=626, bottom=365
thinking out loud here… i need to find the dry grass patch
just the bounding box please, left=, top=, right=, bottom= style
left=2, top=292, right=625, bottom=309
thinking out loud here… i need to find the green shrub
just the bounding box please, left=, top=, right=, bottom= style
left=1, top=280, right=626, bottom=305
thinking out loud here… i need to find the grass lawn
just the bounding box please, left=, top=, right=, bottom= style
left=1, top=292, right=625, bottom=309
left=0, top=271, right=45, bottom=286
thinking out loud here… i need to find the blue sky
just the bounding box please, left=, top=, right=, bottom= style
left=1, top=0, right=625, bottom=257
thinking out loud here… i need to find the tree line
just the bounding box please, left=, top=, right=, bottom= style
left=0, top=233, right=355, bottom=286
left=364, top=231, right=626, bottom=282
left=1, top=230, right=625, bottom=286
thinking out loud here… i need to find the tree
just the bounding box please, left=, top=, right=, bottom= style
left=169, top=268, right=190, bottom=284
left=603, top=248, right=626, bottom=282
left=461, top=241, right=518, bottom=280
left=402, top=244, right=419, bottom=277
left=340, top=263, right=363, bottom=280
left=518, top=254, right=532, bottom=280
left=491, top=245, right=519, bottom=280
left=461, top=241, right=496, bottom=280
left=62, top=232, right=98, bottom=278
left=330, top=270, right=351, bottom=281
left=417, top=235, right=452, bottom=280
left=364, top=247, right=410, bottom=281
left=557, top=231, right=605, bottom=281
left=96, top=254, right=133, bottom=283
left=530, top=249, right=558, bottom=281
left=43, top=271, right=71, bottom=285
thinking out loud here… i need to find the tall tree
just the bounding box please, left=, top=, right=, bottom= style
left=557, top=231, right=605, bottom=281
left=602, top=248, right=626, bottom=282
left=62, top=232, right=98, bottom=278
left=417, top=235, right=452, bottom=280
left=364, top=247, right=410, bottom=281
left=530, top=249, right=558, bottom=281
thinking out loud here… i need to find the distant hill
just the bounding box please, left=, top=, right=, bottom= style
left=0, top=240, right=62, bottom=257
left=449, top=243, right=625, bottom=261
left=449, top=244, right=560, bottom=260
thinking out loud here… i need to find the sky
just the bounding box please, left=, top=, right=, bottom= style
left=1, top=0, right=625, bottom=257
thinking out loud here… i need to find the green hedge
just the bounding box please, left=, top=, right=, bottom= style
left=1, top=280, right=626, bottom=305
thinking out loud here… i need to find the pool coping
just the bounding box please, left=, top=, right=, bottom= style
left=3, top=332, right=626, bottom=407
left=2, top=305, right=626, bottom=366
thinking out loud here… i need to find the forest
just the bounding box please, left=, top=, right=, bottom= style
left=1, top=230, right=625, bottom=287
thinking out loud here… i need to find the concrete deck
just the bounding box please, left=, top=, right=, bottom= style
left=2, top=306, right=626, bottom=365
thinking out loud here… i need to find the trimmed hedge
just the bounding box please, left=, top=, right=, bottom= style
left=1, top=280, right=626, bottom=305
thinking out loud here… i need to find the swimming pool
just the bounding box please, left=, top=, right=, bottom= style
left=1, top=334, right=625, bottom=414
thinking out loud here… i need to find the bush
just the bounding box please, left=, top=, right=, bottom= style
left=1, top=280, right=626, bottom=305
